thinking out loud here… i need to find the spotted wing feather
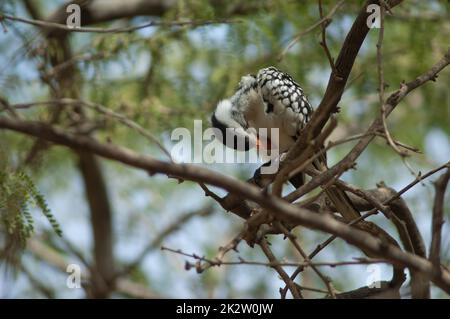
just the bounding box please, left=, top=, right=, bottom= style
left=256, top=67, right=313, bottom=137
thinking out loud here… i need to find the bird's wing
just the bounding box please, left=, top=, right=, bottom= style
left=256, top=67, right=313, bottom=137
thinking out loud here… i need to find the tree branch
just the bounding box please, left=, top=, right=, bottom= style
left=78, top=151, right=115, bottom=298
left=0, top=13, right=240, bottom=34
left=430, top=169, right=450, bottom=270
left=286, top=47, right=450, bottom=199
left=2, top=116, right=450, bottom=293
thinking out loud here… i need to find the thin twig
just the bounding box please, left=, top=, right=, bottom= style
left=286, top=48, right=450, bottom=201
left=259, top=239, right=303, bottom=299
left=280, top=162, right=450, bottom=296
left=391, top=161, right=450, bottom=201
left=198, top=231, right=244, bottom=273
left=280, top=210, right=377, bottom=297
left=12, top=99, right=172, bottom=160
left=429, top=169, right=450, bottom=269
left=318, top=0, right=336, bottom=71
left=275, top=221, right=336, bottom=298
left=0, top=14, right=241, bottom=34
left=277, top=0, right=344, bottom=61
left=161, top=246, right=390, bottom=268
left=377, top=4, right=408, bottom=157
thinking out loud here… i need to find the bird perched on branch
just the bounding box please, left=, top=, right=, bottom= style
left=211, top=66, right=313, bottom=155
left=211, top=66, right=314, bottom=187
left=211, top=66, right=361, bottom=222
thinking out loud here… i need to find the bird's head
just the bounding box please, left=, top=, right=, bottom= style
left=211, top=74, right=260, bottom=151
left=211, top=99, right=257, bottom=151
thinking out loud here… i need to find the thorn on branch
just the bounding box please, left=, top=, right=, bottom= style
left=334, top=105, right=341, bottom=113
left=195, top=261, right=203, bottom=274
left=0, top=16, right=8, bottom=33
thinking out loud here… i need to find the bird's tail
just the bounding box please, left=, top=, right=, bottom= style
left=312, top=156, right=403, bottom=262
left=287, top=149, right=360, bottom=221
left=312, top=155, right=361, bottom=222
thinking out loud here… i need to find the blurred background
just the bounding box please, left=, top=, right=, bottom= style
left=0, top=0, right=449, bottom=298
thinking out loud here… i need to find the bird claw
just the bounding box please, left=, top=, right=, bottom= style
left=253, top=164, right=274, bottom=188
left=243, top=211, right=273, bottom=247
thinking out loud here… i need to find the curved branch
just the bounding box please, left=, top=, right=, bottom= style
left=430, top=169, right=450, bottom=268
left=2, top=116, right=450, bottom=294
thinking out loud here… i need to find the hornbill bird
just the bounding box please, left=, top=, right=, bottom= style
left=211, top=66, right=361, bottom=222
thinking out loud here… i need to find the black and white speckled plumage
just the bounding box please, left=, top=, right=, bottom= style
left=257, top=66, right=313, bottom=136
left=212, top=66, right=313, bottom=153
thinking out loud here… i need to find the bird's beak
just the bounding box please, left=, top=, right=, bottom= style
left=255, top=137, right=262, bottom=150
left=255, top=135, right=272, bottom=150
